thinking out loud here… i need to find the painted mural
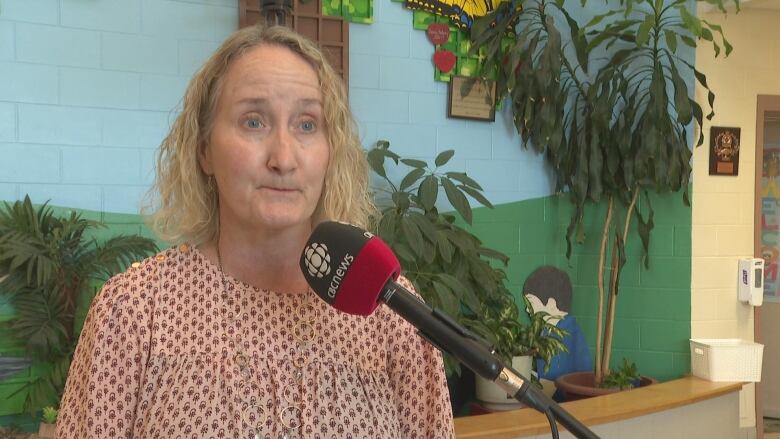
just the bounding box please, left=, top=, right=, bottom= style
left=762, top=145, right=780, bottom=301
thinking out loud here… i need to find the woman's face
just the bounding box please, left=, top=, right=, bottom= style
left=200, top=44, right=330, bottom=236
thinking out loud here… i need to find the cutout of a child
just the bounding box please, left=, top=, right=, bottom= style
left=524, top=266, right=592, bottom=391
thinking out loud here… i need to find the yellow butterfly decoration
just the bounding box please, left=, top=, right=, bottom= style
left=405, top=0, right=504, bottom=29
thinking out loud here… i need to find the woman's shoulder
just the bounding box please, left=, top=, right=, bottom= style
left=92, top=244, right=197, bottom=311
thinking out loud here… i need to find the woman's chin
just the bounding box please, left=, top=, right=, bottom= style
left=249, top=213, right=312, bottom=233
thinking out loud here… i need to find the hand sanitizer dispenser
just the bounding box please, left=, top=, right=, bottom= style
left=738, top=258, right=764, bottom=306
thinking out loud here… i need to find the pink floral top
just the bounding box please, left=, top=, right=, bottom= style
left=57, top=245, right=454, bottom=438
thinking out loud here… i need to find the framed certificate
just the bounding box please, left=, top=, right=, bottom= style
left=447, top=76, right=496, bottom=122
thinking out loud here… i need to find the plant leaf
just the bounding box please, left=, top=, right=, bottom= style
left=664, top=29, right=678, bottom=53
left=418, top=175, right=439, bottom=211
left=400, top=216, right=424, bottom=257
left=444, top=172, right=483, bottom=190
left=401, top=158, right=428, bottom=168
left=442, top=178, right=472, bottom=225
left=435, top=150, right=455, bottom=167
left=636, top=14, right=655, bottom=47
left=458, top=184, right=494, bottom=209
left=400, top=168, right=426, bottom=191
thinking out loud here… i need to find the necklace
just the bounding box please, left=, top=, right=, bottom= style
left=215, top=242, right=318, bottom=439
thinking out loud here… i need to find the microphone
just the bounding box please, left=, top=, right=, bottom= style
left=300, top=221, right=599, bottom=439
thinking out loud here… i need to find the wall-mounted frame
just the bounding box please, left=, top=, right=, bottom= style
left=709, top=126, right=741, bottom=176
left=447, top=75, right=496, bottom=122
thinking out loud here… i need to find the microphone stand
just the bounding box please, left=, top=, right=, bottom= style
left=382, top=283, right=600, bottom=439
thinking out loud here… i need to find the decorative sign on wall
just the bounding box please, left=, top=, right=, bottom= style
left=433, top=49, right=456, bottom=73
left=447, top=75, right=496, bottom=121
left=426, top=22, right=449, bottom=44
left=709, top=126, right=741, bottom=176
left=403, top=0, right=503, bottom=29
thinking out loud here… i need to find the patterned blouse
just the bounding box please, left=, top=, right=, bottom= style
left=57, top=245, right=455, bottom=438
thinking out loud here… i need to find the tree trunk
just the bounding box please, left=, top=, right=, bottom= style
left=594, top=196, right=614, bottom=385
left=601, top=190, right=639, bottom=376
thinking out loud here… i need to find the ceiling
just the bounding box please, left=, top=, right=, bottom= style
left=701, top=0, right=780, bottom=12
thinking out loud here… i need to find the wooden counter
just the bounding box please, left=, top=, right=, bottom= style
left=454, top=376, right=744, bottom=438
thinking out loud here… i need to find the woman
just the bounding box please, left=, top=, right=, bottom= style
left=57, top=25, right=454, bottom=438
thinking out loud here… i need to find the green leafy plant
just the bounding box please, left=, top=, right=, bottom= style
left=601, top=358, right=640, bottom=390
left=467, top=294, right=568, bottom=375
left=468, top=0, right=737, bottom=385
left=41, top=406, right=58, bottom=424
left=367, top=140, right=511, bottom=373
left=0, top=196, right=158, bottom=414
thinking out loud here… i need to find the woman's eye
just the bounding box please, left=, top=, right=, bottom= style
left=244, top=118, right=262, bottom=129
left=301, top=120, right=316, bottom=132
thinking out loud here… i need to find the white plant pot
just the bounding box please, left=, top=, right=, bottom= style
left=475, top=355, right=533, bottom=406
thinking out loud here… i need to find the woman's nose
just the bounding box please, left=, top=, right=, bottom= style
left=267, top=127, right=297, bottom=173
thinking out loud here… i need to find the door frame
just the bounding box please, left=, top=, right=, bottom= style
left=754, top=95, right=780, bottom=439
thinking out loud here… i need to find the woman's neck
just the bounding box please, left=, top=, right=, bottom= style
left=203, top=223, right=313, bottom=294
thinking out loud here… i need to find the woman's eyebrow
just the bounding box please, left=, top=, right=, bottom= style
left=235, top=97, right=322, bottom=108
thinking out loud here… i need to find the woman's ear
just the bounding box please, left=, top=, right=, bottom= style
left=198, top=142, right=213, bottom=175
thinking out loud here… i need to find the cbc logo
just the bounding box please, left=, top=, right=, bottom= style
left=303, top=243, right=331, bottom=278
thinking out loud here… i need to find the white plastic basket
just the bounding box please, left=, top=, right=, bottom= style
left=690, top=339, right=764, bottom=382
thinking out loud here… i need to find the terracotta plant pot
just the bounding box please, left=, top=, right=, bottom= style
left=38, top=422, right=56, bottom=438
left=555, top=371, right=658, bottom=401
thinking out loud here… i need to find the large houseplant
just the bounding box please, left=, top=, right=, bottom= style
left=467, top=0, right=737, bottom=385
left=0, top=196, right=158, bottom=414
left=367, top=140, right=512, bottom=374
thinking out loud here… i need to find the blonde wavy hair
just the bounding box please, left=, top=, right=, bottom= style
left=144, top=24, right=375, bottom=244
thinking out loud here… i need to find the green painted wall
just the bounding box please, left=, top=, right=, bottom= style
left=0, top=191, right=691, bottom=425
left=467, top=190, right=692, bottom=381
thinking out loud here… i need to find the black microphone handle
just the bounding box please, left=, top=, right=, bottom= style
left=379, top=280, right=504, bottom=380
left=380, top=280, right=600, bottom=439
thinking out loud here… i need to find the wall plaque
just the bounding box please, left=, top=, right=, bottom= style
left=709, top=126, right=741, bottom=176
left=447, top=75, right=496, bottom=122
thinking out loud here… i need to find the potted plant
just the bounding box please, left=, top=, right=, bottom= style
left=466, top=294, right=568, bottom=406
left=0, top=196, right=158, bottom=415
left=467, top=0, right=737, bottom=390
left=367, top=140, right=511, bottom=375
left=556, top=357, right=658, bottom=401
left=37, top=406, right=58, bottom=438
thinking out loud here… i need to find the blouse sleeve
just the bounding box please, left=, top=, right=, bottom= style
left=387, top=276, right=455, bottom=438
left=57, top=261, right=155, bottom=439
